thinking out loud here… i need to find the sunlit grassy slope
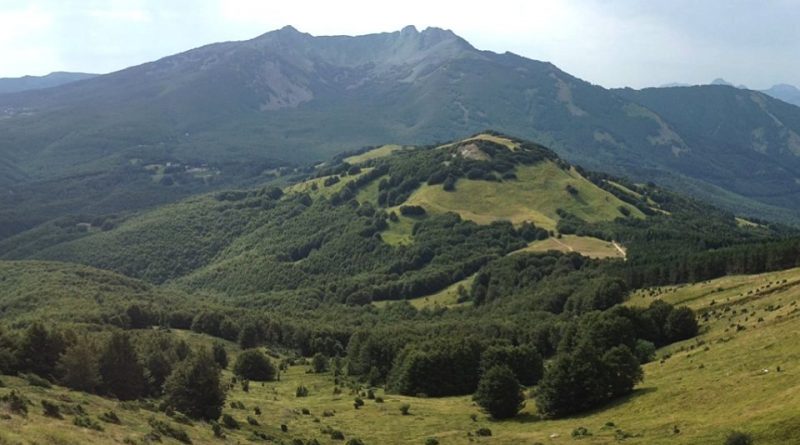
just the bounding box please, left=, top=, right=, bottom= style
left=515, top=235, right=626, bottom=259
left=344, top=145, right=408, bottom=164
left=403, top=162, right=643, bottom=230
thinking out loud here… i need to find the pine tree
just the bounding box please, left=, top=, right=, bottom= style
left=99, top=332, right=147, bottom=400
left=57, top=336, right=101, bottom=393
left=16, top=322, right=65, bottom=379
left=164, top=348, right=226, bottom=420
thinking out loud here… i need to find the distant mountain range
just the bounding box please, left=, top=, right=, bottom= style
left=0, top=71, right=97, bottom=94
left=659, top=78, right=800, bottom=107
left=4, top=26, right=800, bottom=240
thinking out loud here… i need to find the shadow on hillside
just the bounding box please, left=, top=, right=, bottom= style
left=509, top=387, right=658, bottom=424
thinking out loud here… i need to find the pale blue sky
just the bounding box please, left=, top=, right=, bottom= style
left=1, top=0, right=798, bottom=89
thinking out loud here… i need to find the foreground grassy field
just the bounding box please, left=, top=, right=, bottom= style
left=3, top=267, right=799, bottom=444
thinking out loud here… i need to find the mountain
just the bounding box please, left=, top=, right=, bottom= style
left=763, top=83, right=800, bottom=107
left=5, top=26, right=800, bottom=242
left=0, top=71, right=97, bottom=94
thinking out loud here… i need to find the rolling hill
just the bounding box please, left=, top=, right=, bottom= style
left=5, top=26, right=800, bottom=243
left=0, top=72, right=97, bottom=95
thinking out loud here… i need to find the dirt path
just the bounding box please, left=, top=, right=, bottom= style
left=612, top=241, right=627, bottom=259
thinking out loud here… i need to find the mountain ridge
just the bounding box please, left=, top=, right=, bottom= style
left=4, top=26, right=800, bottom=241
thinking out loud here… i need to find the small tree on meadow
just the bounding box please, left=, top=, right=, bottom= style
left=233, top=349, right=276, bottom=381
left=99, top=332, right=147, bottom=400
left=311, top=353, right=328, bottom=373
left=212, top=343, right=228, bottom=369
left=164, top=348, right=226, bottom=420
left=57, top=336, right=101, bottom=393
left=473, top=365, right=524, bottom=419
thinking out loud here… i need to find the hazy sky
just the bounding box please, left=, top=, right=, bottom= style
left=1, top=0, right=798, bottom=89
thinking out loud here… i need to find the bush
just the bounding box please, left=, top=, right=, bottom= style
left=212, top=343, right=228, bottom=369
left=2, top=390, right=29, bottom=415
left=221, top=414, right=239, bottom=429
left=330, top=430, right=345, bottom=440
left=74, top=415, right=104, bottom=431
left=296, top=385, right=309, bottom=397
left=311, top=353, right=328, bottom=373
left=399, top=403, right=411, bottom=415
left=211, top=421, right=225, bottom=438
left=233, top=350, right=276, bottom=381
left=346, top=439, right=365, bottom=445
left=473, top=365, right=524, bottom=419
left=25, top=373, right=52, bottom=388
left=99, top=411, right=121, bottom=424
left=725, top=431, right=754, bottom=445
left=41, top=400, right=62, bottom=419
left=425, top=438, right=440, bottom=445
left=148, top=417, right=191, bottom=444
left=354, top=397, right=364, bottom=409
left=475, top=428, right=492, bottom=437
left=247, top=416, right=259, bottom=426
left=572, top=426, right=591, bottom=437
left=399, top=205, right=426, bottom=216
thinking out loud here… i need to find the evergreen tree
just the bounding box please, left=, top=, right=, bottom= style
left=311, top=352, right=328, bottom=373
left=233, top=349, right=276, bottom=381
left=16, top=322, right=65, bottom=379
left=164, top=348, right=226, bottom=420
left=99, top=332, right=147, bottom=400
left=57, top=336, right=101, bottom=393
left=473, top=365, right=524, bottom=419
left=212, top=343, right=228, bottom=369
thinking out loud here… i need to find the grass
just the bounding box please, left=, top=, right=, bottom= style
left=380, top=216, right=416, bottom=246
left=374, top=275, right=475, bottom=310
left=437, top=133, right=519, bottom=151
left=3, top=267, right=800, bottom=444
left=285, top=168, right=375, bottom=198
left=403, top=162, right=643, bottom=230
left=514, top=235, right=626, bottom=259
left=344, top=145, right=408, bottom=164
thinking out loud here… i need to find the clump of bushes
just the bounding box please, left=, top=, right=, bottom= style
left=41, top=400, right=62, bottom=419
left=148, top=417, right=190, bottom=444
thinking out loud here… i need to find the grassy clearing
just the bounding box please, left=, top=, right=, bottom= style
left=515, top=235, right=626, bottom=259
left=403, top=162, right=642, bottom=230
left=374, top=275, right=476, bottom=310
left=285, top=168, right=375, bottom=198
left=380, top=215, right=416, bottom=246
left=437, top=133, right=519, bottom=151
left=344, top=145, right=407, bottom=164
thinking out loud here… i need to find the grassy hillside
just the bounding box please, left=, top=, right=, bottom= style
left=3, top=267, right=799, bottom=444
left=515, top=235, right=626, bottom=259
left=403, top=161, right=642, bottom=230
left=0, top=261, right=190, bottom=326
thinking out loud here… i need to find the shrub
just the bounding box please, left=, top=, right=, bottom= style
left=99, top=411, right=121, bottom=424
left=2, top=390, right=29, bottom=415
left=354, top=397, right=364, bottom=409
left=399, top=403, right=411, bottom=415
left=148, top=417, right=190, bottom=443
left=233, top=350, right=276, bottom=381
left=346, top=439, right=365, bottom=445
left=212, top=343, right=228, bottom=369
left=725, top=431, right=754, bottom=445
left=221, top=414, right=239, bottom=429
left=211, top=421, right=225, bottom=438
left=572, top=426, right=591, bottom=437
left=74, top=415, right=104, bottom=431
left=25, top=373, right=52, bottom=388
left=311, top=353, right=329, bottom=373
left=296, top=385, right=309, bottom=397
left=475, top=428, right=492, bottom=437
left=425, top=438, right=440, bottom=445
left=41, top=400, right=62, bottom=419
left=247, top=416, right=259, bottom=426
left=330, top=430, right=345, bottom=440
